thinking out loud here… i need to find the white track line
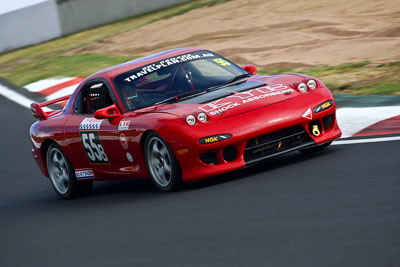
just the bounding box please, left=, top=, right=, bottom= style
left=46, top=84, right=77, bottom=101
left=332, top=136, right=400, bottom=145
left=24, top=77, right=76, bottom=92
left=0, top=83, right=53, bottom=111
left=336, top=106, right=400, bottom=137
left=0, top=83, right=37, bottom=109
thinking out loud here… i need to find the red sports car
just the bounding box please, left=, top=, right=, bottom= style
left=30, top=47, right=341, bottom=199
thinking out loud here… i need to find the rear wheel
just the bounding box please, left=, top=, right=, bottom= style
left=144, top=133, right=182, bottom=192
left=46, top=143, right=93, bottom=199
left=300, top=141, right=332, bottom=154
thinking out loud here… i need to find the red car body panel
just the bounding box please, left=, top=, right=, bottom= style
left=30, top=47, right=341, bottom=183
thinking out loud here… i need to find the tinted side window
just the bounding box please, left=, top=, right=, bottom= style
left=74, top=82, right=114, bottom=114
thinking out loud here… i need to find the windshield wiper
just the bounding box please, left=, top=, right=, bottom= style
left=205, top=73, right=252, bottom=92
left=222, top=73, right=252, bottom=86
left=155, top=89, right=209, bottom=105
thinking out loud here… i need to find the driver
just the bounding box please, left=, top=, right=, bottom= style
left=120, top=84, right=138, bottom=110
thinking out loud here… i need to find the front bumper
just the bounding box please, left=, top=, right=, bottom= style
left=171, top=96, right=341, bottom=182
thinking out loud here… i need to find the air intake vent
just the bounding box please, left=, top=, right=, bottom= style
left=244, top=126, right=314, bottom=164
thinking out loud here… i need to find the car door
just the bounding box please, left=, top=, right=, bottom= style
left=64, top=78, right=133, bottom=180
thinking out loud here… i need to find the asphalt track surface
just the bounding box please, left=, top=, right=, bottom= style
left=1, top=94, right=400, bottom=267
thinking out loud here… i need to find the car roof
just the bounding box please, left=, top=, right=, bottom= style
left=87, top=47, right=204, bottom=81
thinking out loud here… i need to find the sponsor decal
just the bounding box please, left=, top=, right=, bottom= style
left=124, top=52, right=215, bottom=83
left=321, top=101, right=332, bottom=109
left=199, top=134, right=232, bottom=145
left=118, top=120, right=130, bottom=131
left=80, top=131, right=109, bottom=164
left=79, top=118, right=103, bottom=130
left=119, top=133, right=128, bottom=150
left=126, top=152, right=134, bottom=163
left=199, top=84, right=293, bottom=116
left=213, top=58, right=231, bottom=66
left=313, top=100, right=333, bottom=113
left=302, top=108, right=312, bottom=120
left=208, top=102, right=240, bottom=116
left=75, top=168, right=95, bottom=179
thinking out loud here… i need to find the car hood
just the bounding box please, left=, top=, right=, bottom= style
left=140, top=74, right=304, bottom=119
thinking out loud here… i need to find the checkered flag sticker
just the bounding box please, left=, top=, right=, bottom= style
left=79, top=118, right=103, bottom=130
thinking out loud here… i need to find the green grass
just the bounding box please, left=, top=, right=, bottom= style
left=259, top=60, right=400, bottom=95
left=258, top=67, right=295, bottom=75
left=352, top=81, right=400, bottom=95
left=258, top=61, right=372, bottom=77
left=4, top=54, right=132, bottom=86
left=304, top=60, right=371, bottom=76
left=0, top=0, right=231, bottom=86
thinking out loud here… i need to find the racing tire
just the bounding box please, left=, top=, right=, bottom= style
left=144, top=132, right=182, bottom=192
left=46, top=143, right=93, bottom=199
left=299, top=141, right=332, bottom=154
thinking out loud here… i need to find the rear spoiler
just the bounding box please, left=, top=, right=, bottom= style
left=30, top=95, right=71, bottom=120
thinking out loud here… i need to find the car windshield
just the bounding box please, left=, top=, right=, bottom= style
left=113, top=50, right=249, bottom=111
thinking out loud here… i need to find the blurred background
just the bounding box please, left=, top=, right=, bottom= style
left=0, top=0, right=399, bottom=94
left=1, top=2, right=400, bottom=267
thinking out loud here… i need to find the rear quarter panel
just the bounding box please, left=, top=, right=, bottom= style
left=30, top=112, right=70, bottom=177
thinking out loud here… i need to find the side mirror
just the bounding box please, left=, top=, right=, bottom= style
left=94, top=103, right=121, bottom=124
left=242, top=64, right=257, bottom=75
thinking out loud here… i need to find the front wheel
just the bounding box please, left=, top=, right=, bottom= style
left=144, top=133, right=182, bottom=192
left=46, top=143, right=93, bottom=199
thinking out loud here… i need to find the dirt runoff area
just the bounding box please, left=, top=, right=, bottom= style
left=70, top=0, right=400, bottom=68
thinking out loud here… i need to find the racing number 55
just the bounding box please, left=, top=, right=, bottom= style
left=80, top=131, right=109, bottom=164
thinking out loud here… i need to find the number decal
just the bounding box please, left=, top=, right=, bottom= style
left=81, top=133, right=96, bottom=162
left=213, top=58, right=231, bottom=66
left=80, top=131, right=109, bottom=164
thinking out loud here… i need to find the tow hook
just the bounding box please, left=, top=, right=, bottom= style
left=310, top=122, right=322, bottom=137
